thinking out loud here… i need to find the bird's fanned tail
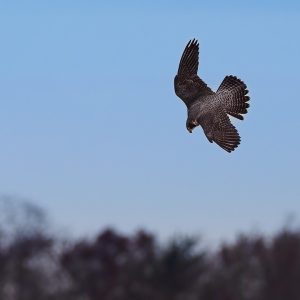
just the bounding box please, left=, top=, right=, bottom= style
left=217, top=75, right=250, bottom=120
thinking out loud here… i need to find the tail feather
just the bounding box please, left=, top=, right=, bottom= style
left=217, top=75, right=250, bottom=120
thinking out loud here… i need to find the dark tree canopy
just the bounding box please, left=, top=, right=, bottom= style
left=0, top=198, right=299, bottom=300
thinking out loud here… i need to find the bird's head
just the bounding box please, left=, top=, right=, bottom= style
left=186, top=120, right=198, bottom=133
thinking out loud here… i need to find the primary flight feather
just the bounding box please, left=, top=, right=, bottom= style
left=174, top=39, right=250, bottom=153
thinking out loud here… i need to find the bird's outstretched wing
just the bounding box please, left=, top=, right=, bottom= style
left=174, top=39, right=213, bottom=108
left=200, top=108, right=241, bottom=153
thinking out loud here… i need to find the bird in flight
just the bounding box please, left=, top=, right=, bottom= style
left=174, top=39, right=250, bottom=153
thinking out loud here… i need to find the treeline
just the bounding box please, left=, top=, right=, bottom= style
left=0, top=199, right=300, bottom=300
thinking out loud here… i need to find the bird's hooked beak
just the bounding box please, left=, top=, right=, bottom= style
left=187, top=120, right=198, bottom=133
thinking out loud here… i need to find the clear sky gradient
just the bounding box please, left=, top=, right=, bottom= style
left=0, top=1, right=299, bottom=243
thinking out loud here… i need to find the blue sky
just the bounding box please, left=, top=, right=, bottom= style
left=0, top=1, right=299, bottom=243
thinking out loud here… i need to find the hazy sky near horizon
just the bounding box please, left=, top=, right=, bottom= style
left=0, top=1, right=299, bottom=243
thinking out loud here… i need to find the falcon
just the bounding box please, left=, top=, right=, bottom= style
left=174, top=39, right=250, bottom=152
